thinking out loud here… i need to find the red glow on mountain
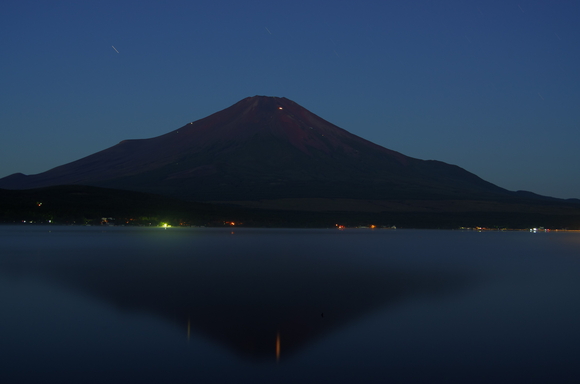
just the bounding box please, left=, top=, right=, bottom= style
left=0, top=96, right=509, bottom=203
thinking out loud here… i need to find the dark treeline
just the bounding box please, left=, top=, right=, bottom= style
left=2, top=186, right=580, bottom=229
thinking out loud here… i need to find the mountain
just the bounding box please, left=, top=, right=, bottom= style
left=0, top=96, right=515, bottom=207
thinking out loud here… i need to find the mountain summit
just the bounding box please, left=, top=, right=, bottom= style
left=0, top=96, right=510, bottom=204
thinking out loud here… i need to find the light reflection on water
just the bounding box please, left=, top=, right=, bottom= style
left=1, top=226, right=580, bottom=383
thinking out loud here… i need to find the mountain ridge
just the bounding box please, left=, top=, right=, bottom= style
left=0, top=96, right=547, bottom=206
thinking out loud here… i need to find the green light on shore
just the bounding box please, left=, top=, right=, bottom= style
left=160, top=223, right=171, bottom=228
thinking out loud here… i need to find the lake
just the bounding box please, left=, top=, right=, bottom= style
left=1, top=226, right=580, bottom=383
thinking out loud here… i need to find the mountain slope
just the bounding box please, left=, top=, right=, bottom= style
left=0, top=96, right=511, bottom=203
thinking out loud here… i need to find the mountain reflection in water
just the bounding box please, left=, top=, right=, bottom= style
left=1, top=227, right=468, bottom=360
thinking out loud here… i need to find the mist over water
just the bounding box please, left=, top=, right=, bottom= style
left=1, top=226, right=580, bottom=383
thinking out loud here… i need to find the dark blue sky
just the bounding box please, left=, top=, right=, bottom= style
left=2, top=0, right=579, bottom=198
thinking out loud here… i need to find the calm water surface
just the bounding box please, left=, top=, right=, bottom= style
left=1, top=226, right=580, bottom=383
